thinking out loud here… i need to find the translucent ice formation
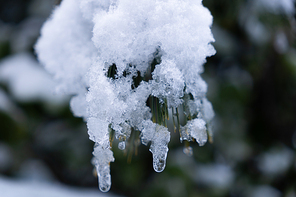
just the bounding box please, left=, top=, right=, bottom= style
left=36, top=0, right=215, bottom=192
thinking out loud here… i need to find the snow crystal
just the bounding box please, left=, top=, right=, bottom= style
left=36, top=0, right=215, bottom=192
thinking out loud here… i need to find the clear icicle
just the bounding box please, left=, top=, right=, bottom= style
left=149, top=125, right=170, bottom=173
left=96, top=165, right=112, bottom=192
left=92, top=143, right=114, bottom=192
left=151, top=145, right=169, bottom=172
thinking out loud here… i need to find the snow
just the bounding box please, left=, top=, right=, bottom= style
left=36, top=0, right=97, bottom=95
left=239, top=0, right=295, bottom=46
left=0, top=89, right=13, bottom=114
left=185, top=118, right=207, bottom=146
left=151, top=60, right=185, bottom=108
left=274, top=31, right=289, bottom=54
left=36, top=0, right=215, bottom=192
left=0, top=53, right=68, bottom=105
left=0, top=143, right=13, bottom=172
left=0, top=176, right=120, bottom=197
left=247, top=185, right=281, bottom=197
left=257, top=147, right=294, bottom=176
left=0, top=88, right=25, bottom=122
left=194, top=164, right=234, bottom=189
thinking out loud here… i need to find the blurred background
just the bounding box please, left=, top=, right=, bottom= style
left=0, top=0, right=295, bottom=196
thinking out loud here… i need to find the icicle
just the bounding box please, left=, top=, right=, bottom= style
left=149, top=125, right=170, bottom=173
left=152, top=146, right=168, bottom=172
left=96, top=164, right=112, bottom=192
left=92, top=143, right=114, bottom=192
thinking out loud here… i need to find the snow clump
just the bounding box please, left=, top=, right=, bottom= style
left=36, top=0, right=215, bottom=192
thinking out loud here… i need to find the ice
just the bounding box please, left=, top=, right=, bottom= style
left=36, top=0, right=215, bottom=192
left=149, top=125, right=170, bottom=172
left=152, top=148, right=168, bottom=173
left=97, top=166, right=112, bottom=192
left=92, top=143, right=115, bottom=192
left=115, top=122, right=131, bottom=140
left=116, top=123, right=131, bottom=150
left=179, top=126, right=191, bottom=142
left=117, top=142, right=126, bottom=150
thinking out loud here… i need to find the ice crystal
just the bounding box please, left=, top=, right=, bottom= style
left=36, top=0, right=215, bottom=192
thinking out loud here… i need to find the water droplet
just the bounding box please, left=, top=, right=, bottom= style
left=118, top=141, right=126, bottom=150
left=183, top=146, right=193, bottom=156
